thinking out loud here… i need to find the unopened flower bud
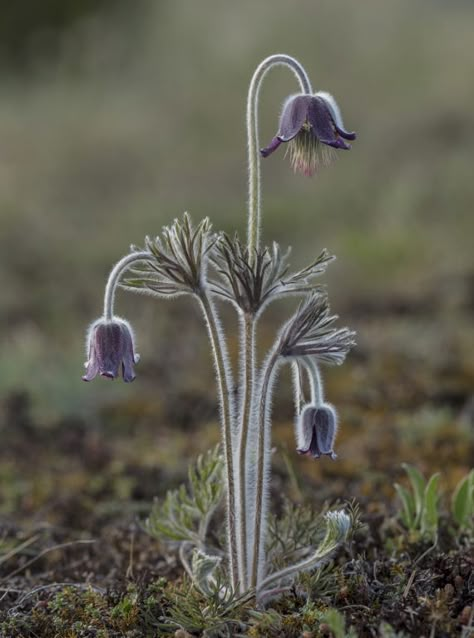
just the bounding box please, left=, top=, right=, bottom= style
left=82, top=317, right=139, bottom=383
left=296, top=403, right=338, bottom=459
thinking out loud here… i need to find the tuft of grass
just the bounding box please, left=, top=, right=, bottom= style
left=394, top=463, right=440, bottom=543
left=451, top=469, right=474, bottom=534
left=319, top=607, right=358, bottom=638
left=394, top=464, right=474, bottom=545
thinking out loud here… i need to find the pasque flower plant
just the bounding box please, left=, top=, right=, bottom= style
left=83, top=54, right=356, bottom=600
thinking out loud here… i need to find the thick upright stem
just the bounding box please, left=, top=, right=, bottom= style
left=237, top=312, right=256, bottom=589
left=250, top=348, right=280, bottom=588
left=198, top=292, right=239, bottom=590
left=246, top=54, right=312, bottom=258
left=103, top=251, right=152, bottom=321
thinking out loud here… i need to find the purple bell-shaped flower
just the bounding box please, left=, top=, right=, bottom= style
left=83, top=317, right=139, bottom=383
left=261, top=92, right=356, bottom=176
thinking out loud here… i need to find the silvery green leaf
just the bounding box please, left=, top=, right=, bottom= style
left=143, top=446, right=224, bottom=546
left=210, top=233, right=330, bottom=314
left=191, top=549, right=222, bottom=596
left=317, top=510, right=351, bottom=555
left=402, top=463, right=426, bottom=526
left=259, top=509, right=350, bottom=594
left=452, top=469, right=474, bottom=529
left=319, top=608, right=358, bottom=638
left=394, top=483, right=416, bottom=530
left=421, top=473, right=440, bottom=537
left=120, top=213, right=214, bottom=298
left=279, top=293, right=356, bottom=364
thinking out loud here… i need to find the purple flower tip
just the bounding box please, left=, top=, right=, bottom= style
left=335, top=125, right=356, bottom=141
left=260, top=137, right=282, bottom=158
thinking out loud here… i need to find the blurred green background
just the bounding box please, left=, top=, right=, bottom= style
left=0, top=0, right=472, bottom=429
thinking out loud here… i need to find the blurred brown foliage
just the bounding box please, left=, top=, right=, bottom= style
left=0, top=0, right=472, bottom=424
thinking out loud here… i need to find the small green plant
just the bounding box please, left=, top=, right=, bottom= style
left=451, top=469, right=474, bottom=534
left=145, top=448, right=352, bottom=602
left=395, top=465, right=474, bottom=543
left=162, top=577, right=252, bottom=637
left=394, top=463, right=440, bottom=542
left=145, top=446, right=224, bottom=546
left=320, top=608, right=358, bottom=638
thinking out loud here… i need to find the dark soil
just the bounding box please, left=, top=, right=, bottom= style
left=0, top=297, right=473, bottom=637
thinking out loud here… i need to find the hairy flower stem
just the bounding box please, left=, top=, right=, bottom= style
left=237, top=312, right=256, bottom=589
left=244, top=55, right=312, bottom=591
left=303, top=357, right=324, bottom=405
left=103, top=251, right=152, bottom=321
left=291, top=361, right=306, bottom=414
left=197, top=291, right=239, bottom=590
left=246, top=54, right=312, bottom=258
left=250, top=348, right=281, bottom=589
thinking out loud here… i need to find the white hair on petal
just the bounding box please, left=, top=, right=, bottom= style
left=315, top=90, right=345, bottom=129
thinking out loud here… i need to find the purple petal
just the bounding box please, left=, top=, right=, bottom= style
left=315, top=91, right=356, bottom=141
left=335, top=124, right=356, bottom=141
left=122, top=345, right=137, bottom=383
left=100, top=371, right=116, bottom=379
left=314, top=404, right=337, bottom=456
left=296, top=405, right=317, bottom=452
left=260, top=137, right=282, bottom=158
left=323, top=137, right=351, bottom=150
left=278, top=95, right=312, bottom=142
left=95, top=323, right=124, bottom=379
left=82, top=357, right=99, bottom=382
left=309, top=436, right=321, bottom=458
left=305, top=97, right=353, bottom=151
left=297, top=447, right=311, bottom=456
left=307, top=97, right=339, bottom=145
left=121, top=324, right=137, bottom=382
left=122, top=364, right=136, bottom=383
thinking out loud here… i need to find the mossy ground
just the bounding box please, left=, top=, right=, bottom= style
left=0, top=292, right=473, bottom=637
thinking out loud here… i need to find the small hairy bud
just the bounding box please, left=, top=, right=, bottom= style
left=296, top=403, right=338, bottom=459
left=83, top=317, right=139, bottom=383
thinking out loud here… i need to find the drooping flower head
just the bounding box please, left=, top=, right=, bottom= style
left=83, top=317, right=139, bottom=382
left=261, top=92, right=356, bottom=176
left=296, top=403, right=338, bottom=459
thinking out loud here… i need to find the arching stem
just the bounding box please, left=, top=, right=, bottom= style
left=246, top=54, right=312, bottom=257
left=243, top=54, right=312, bottom=591
left=291, top=360, right=306, bottom=414
left=103, top=251, right=152, bottom=321
left=303, top=356, right=324, bottom=406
